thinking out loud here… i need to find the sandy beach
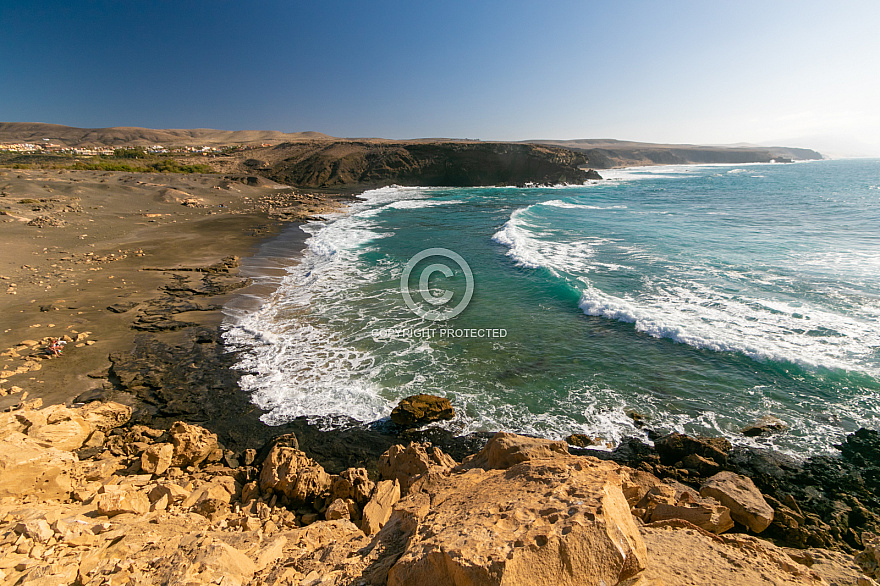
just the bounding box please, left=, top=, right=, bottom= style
left=0, top=168, right=349, bottom=410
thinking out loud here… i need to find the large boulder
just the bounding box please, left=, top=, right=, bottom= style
left=637, top=485, right=735, bottom=534
left=361, top=479, right=401, bottom=535
left=27, top=414, right=91, bottom=451
left=141, top=443, right=174, bottom=475
left=169, top=421, right=219, bottom=467
left=382, top=453, right=647, bottom=586
left=458, top=431, right=569, bottom=470
left=259, top=445, right=330, bottom=506
left=0, top=431, right=76, bottom=498
left=378, top=442, right=456, bottom=493
left=390, top=394, right=455, bottom=427
left=78, top=401, right=132, bottom=432
left=742, top=415, right=789, bottom=437
left=95, top=489, right=151, bottom=516
left=330, top=467, right=375, bottom=506
left=701, top=471, right=774, bottom=533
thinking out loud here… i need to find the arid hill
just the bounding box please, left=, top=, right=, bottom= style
left=0, top=122, right=331, bottom=147
left=228, top=141, right=601, bottom=188
left=528, top=138, right=823, bottom=168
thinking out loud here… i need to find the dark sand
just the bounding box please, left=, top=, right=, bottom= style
left=0, top=168, right=348, bottom=410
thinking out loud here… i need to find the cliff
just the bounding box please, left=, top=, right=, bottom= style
left=528, top=139, right=823, bottom=169
left=242, top=141, right=601, bottom=188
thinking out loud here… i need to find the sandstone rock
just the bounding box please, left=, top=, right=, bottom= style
left=14, top=519, right=54, bottom=543
left=78, top=401, right=132, bottom=432
left=459, top=431, right=569, bottom=470
left=241, top=480, right=259, bottom=504
left=620, top=468, right=665, bottom=507
left=383, top=454, right=646, bottom=586
left=330, top=467, right=375, bottom=505
left=259, top=445, right=330, bottom=506
left=255, top=536, right=288, bottom=572
left=654, top=432, right=731, bottom=467
left=148, top=482, right=190, bottom=504
left=649, top=492, right=735, bottom=534
left=168, top=421, right=218, bottom=467
left=140, top=443, right=173, bottom=475
left=27, top=416, right=91, bottom=451
left=565, top=433, right=601, bottom=447
left=742, top=415, right=789, bottom=437
left=361, top=479, right=401, bottom=535
left=0, top=431, right=76, bottom=498
left=390, top=394, right=455, bottom=427
left=856, top=532, right=880, bottom=579
left=326, top=498, right=358, bottom=521
left=95, top=490, right=150, bottom=516
left=378, top=442, right=456, bottom=493
left=701, top=471, right=774, bottom=533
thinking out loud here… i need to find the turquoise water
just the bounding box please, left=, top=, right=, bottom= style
left=225, top=159, right=880, bottom=456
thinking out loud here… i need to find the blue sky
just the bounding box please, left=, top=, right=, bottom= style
left=2, top=1, right=879, bottom=155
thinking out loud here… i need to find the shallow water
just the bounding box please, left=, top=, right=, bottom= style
left=224, top=159, right=880, bottom=457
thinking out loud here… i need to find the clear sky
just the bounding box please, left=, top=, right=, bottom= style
left=2, top=0, right=879, bottom=155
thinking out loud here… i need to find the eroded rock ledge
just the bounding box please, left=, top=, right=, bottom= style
left=0, top=401, right=876, bottom=586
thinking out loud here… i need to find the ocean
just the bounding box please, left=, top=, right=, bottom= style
left=223, top=158, right=880, bottom=457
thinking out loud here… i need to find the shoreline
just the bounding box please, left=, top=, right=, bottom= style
left=1, top=169, right=878, bottom=572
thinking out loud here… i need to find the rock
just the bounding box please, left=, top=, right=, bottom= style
left=742, top=415, right=789, bottom=437
left=14, top=519, right=54, bottom=543
left=701, top=471, right=774, bottom=533
left=168, top=421, right=219, bottom=467
left=78, top=401, right=132, bottom=432
left=140, top=443, right=173, bottom=475
left=680, top=453, right=723, bottom=476
left=857, top=532, right=880, bottom=579
left=148, top=482, right=190, bottom=504
left=326, top=498, right=358, bottom=521
left=459, top=431, right=569, bottom=470
left=378, top=442, right=456, bottom=493
left=383, top=453, right=647, bottom=586
left=26, top=415, right=91, bottom=451
left=620, top=468, right=665, bottom=507
left=649, top=493, right=735, bottom=534
left=565, top=433, right=600, bottom=447
left=361, top=479, right=401, bottom=535
left=330, top=467, right=374, bottom=505
left=390, top=394, right=455, bottom=427
left=241, top=480, right=259, bottom=504
left=95, top=490, right=151, bottom=516
left=259, top=445, right=330, bottom=506
left=0, top=431, right=76, bottom=498
left=655, top=432, right=731, bottom=467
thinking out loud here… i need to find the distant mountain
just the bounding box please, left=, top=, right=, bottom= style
left=526, top=139, right=823, bottom=168
left=0, top=122, right=332, bottom=147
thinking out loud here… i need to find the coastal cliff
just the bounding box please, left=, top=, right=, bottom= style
left=237, top=141, right=602, bottom=188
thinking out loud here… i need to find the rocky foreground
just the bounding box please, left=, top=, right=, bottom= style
left=2, top=398, right=878, bottom=585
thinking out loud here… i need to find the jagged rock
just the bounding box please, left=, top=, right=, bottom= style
left=856, top=532, right=880, bottom=579
left=565, top=433, right=601, bottom=447
left=378, top=442, right=456, bottom=493
left=742, top=415, right=789, bottom=437
left=95, top=490, right=150, bottom=516
left=362, top=479, right=401, bottom=535
left=330, top=467, right=375, bottom=505
left=326, top=498, right=359, bottom=521
left=241, top=480, right=259, bottom=504
left=27, top=414, right=91, bottom=451
left=259, top=445, right=330, bottom=506
left=382, top=452, right=647, bottom=586
left=655, top=432, right=731, bottom=467
left=390, top=394, right=455, bottom=427
left=78, top=401, right=132, bottom=432
left=169, top=421, right=219, bottom=467
left=140, top=442, right=173, bottom=474
left=620, top=468, right=665, bottom=506
left=148, top=482, right=190, bottom=504
left=459, top=431, right=569, bottom=470
left=14, top=519, right=54, bottom=543
left=0, top=431, right=76, bottom=498
left=701, top=471, right=774, bottom=533
left=648, top=492, right=735, bottom=534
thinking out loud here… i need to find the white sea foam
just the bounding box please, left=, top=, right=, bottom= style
left=224, top=185, right=441, bottom=425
